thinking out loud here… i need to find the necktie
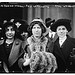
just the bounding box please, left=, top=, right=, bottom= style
left=51, top=34, right=53, bottom=40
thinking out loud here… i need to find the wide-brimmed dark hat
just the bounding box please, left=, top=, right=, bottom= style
left=27, top=18, right=47, bottom=34
left=14, top=19, right=29, bottom=34
left=50, top=19, right=71, bottom=32
left=45, top=18, right=55, bottom=28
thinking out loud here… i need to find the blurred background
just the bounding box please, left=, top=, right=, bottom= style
left=0, top=2, right=75, bottom=37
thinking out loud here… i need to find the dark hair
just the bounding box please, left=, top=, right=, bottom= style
left=2, top=22, right=18, bottom=39
left=28, top=21, right=46, bottom=36
left=5, top=22, right=16, bottom=30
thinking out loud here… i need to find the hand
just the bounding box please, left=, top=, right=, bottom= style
left=23, top=58, right=30, bottom=66
left=3, top=62, right=9, bottom=73
left=23, top=53, right=30, bottom=66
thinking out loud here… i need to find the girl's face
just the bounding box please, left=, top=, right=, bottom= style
left=56, top=26, right=68, bottom=38
left=32, top=24, right=42, bottom=38
left=5, top=26, right=15, bottom=39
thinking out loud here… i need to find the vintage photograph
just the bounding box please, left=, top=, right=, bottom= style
left=0, top=2, right=75, bottom=73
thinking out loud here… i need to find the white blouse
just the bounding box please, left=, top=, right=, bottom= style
left=59, top=36, right=67, bottom=47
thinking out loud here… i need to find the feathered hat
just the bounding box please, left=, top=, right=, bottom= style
left=14, top=19, right=29, bottom=34
left=45, top=18, right=55, bottom=28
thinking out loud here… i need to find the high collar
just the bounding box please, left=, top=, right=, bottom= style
left=59, top=36, right=67, bottom=41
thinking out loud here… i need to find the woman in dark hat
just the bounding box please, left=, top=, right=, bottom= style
left=14, top=19, right=29, bottom=41
left=18, top=18, right=57, bottom=73
left=0, top=20, right=25, bottom=73
left=51, top=19, right=75, bottom=73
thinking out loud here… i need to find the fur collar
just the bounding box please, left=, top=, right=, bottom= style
left=27, top=36, right=48, bottom=52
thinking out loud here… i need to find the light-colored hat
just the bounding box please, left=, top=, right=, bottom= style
left=27, top=18, right=47, bottom=34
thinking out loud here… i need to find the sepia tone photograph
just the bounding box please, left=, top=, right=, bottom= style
left=0, top=2, right=75, bottom=73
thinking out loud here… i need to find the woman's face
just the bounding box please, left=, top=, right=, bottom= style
left=5, top=26, right=15, bottom=39
left=56, top=26, right=68, bottom=38
left=32, top=24, right=42, bottom=38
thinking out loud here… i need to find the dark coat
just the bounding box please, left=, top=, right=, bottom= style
left=53, top=36, right=75, bottom=73
left=0, top=39, right=24, bottom=73
left=46, top=33, right=58, bottom=53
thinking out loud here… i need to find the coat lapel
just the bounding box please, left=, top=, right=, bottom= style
left=52, top=33, right=58, bottom=42
left=8, top=39, right=22, bottom=67
left=60, top=37, right=72, bottom=60
left=60, top=38, right=68, bottom=48
left=55, top=37, right=73, bottom=64
left=55, top=39, right=66, bottom=64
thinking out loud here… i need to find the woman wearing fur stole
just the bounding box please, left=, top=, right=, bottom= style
left=18, top=18, right=57, bottom=73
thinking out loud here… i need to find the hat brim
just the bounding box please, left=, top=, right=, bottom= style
left=46, top=19, right=55, bottom=27
left=50, top=19, right=71, bottom=32
left=28, top=21, right=46, bottom=33
left=3, top=22, right=17, bottom=30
